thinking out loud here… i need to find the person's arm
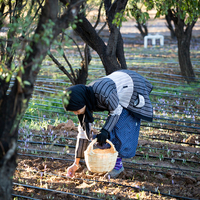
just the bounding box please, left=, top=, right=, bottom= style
left=102, top=104, right=123, bottom=132
left=66, top=123, right=90, bottom=177
left=94, top=86, right=123, bottom=144
left=75, top=123, right=90, bottom=158
left=96, top=104, right=123, bottom=145
left=66, top=158, right=80, bottom=178
left=74, top=157, right=80, bottom=166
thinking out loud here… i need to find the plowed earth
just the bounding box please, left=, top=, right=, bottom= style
left=13, top=121, right=200, bottom=200
left=13, top=20, right=200, bottom=200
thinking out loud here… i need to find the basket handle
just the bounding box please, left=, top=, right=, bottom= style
left=105, top=139, right=117, bottom=152
left=86, top=138, right=117, bottom=154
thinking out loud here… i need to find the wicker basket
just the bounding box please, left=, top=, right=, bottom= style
left=84, top=138, right=118, bottom=173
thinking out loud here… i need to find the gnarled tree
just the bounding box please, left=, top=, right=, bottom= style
left=145, top=0, right=200, bottom=83
left=127, top=0, right=149, bottom=38
left=48, top=0, right=129, bottom=84
left=74, top=0, right=128, bottom=75
left=0, top=0, right=83, bottom=199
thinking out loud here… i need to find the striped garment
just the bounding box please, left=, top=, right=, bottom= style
left=76, top=69, right=153, bottom=158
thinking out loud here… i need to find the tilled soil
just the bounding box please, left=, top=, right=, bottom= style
left=13, top=122, right=200, bottom=200
left=10, top=15, right=200, bottom=200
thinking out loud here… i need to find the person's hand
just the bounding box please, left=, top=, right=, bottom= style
left=66, top=163, right=79, bottom=178
left=96, top=129, right=110, bottom=146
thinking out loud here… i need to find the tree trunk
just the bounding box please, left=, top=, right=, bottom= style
left=177, top=38, right=196, bottom=83
left=0, top=136, right=17, bottom=200
left=75, top=15, right=122, bottom=75
left=136, top=22, right=148, bottom=38
left=75, top=0, right=128, bottom=75
left=174, top=17, right=196, bottom=83
left=0, top=0, right=81, bottom=199
left=165, top=10, right=176, bottom=39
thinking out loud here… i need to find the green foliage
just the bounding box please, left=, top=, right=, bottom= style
left=145, top=0, right=200, bottom=23
left=51, top=33, right=69, bottom=56
left=62, top=90, right=70, bottom=108
left=0, top=12, right=55, bottom=89
left=41, top=20, right=55, bottom=46
left=70, top=15, right=83, bottom=30
left=127, top=0, right=150, bottom=24
left=127, top=0, right=200, bottom=25
left=0, top=3, right=40, bottom=83
left=112, top=10, right=127, bottom=28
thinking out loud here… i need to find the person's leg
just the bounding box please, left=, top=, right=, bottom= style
left=114, top=157, right=123, bottom=170
left=106, top=109, right=141, bottom=178
left=105, top=157, right=124, bottom=178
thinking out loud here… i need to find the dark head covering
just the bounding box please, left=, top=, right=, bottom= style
left=62, top=84, right=96, bottom=124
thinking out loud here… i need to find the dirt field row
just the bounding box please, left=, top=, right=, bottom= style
left=13, top=121, right=200, bottom=200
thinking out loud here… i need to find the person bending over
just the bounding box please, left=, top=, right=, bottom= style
left=62, top=69, right=153, bottom=178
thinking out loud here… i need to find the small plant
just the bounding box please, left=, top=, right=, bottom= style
left=136, top=193, right=140, bottom=200
left=81, top=188, right=85, bottom=194
left=155, top=186, right=159, bottom=192
left=167, top=149, right=171, bottom=157
left=171, top=158, right=175, bottom=163
left=182, top=159, right=186, bottom=164
left=159, top=154, right=164, bottom=161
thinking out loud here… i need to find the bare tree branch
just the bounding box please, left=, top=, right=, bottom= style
left=48, top=53, right=75, bottom=85
left=60, top=33, right=78, bottom=79
left=97, top=22, right=106, bottom=35
left=66, top=34, right=84, bottom=60
left=93, top=1, right=104, bottom=29
left=62, top=53, right=76, bottom=81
